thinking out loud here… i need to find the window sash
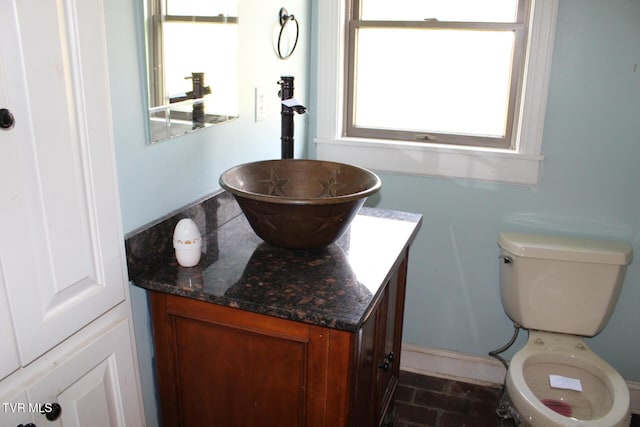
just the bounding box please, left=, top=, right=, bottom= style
left=345, top=0, right=530, bottom=149
left=146, top=0, right=237, bottom=109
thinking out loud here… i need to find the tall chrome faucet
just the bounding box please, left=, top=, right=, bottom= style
left=278, top=76, right=306, bottom=159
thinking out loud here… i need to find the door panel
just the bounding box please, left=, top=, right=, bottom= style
left=0, top=0, right=125, bottom=364
left=175, top=316, right=308, bottom=426
left=27, top=319, right=142, bottom=427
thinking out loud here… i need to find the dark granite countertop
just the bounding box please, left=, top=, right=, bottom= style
left=126, top=191, right=422, bottom=332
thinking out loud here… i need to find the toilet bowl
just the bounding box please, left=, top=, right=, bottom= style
left=497, top=232, right=633, bottom=426
left=506, top=331, right=630, bottom=427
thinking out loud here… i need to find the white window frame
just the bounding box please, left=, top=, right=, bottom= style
left=315, top=0, right=559, bottom=186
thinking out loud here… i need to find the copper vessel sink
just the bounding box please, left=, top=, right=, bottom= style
left=219, top=159, right=382, bottom=249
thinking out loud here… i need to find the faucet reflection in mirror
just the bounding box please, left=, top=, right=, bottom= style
left=145, top=0, right=239, bottom=143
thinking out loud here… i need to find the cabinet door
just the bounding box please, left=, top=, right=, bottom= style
left=376, top=255, right=408, bottom=424
left=0, top=0, right=126, bottom=364
left=152, top=293, right=339, bottom=427
left=26, top=319, right=143, bottom=427
left=375, top=271, right=400, bottom=423
left=348, top=309, right=377, bottom=426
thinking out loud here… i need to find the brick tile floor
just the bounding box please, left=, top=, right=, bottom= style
left=395, top=370, right=640, bottom=427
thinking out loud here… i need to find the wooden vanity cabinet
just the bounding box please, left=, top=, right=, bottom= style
left=150, top=253, right=408, bottom=427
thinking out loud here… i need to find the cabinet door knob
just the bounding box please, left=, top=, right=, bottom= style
left=41, top=402, right=61, bottom=421
left=378, top=351, right=395, bottom=371
left=378, top=359, right=390, bottom=371
left=0, top=108, right=15, bottom=130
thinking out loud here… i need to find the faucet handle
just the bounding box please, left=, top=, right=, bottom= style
left=292, top=105, right=306, bottom=114
left=281, top=98, right=306, bottom=114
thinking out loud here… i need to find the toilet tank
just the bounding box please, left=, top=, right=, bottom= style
left=498, top=232, right=633, bottom=337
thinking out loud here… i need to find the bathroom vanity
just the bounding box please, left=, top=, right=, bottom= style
left=126, top=191, right=421, bottom=426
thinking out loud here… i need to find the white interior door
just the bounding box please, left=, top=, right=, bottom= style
left=0, top=0, right=127, bottom=364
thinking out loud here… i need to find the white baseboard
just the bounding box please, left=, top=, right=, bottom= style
left=400, top=344, right=507, bottom=386
left=400, top=344, right=640, bottom=414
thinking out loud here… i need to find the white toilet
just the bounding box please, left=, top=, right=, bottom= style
left=498, top=232, right=633, bottom=427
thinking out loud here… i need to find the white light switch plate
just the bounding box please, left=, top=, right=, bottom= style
left=255, top=87, right=266, bottom=122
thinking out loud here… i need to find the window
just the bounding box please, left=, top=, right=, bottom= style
left=145, top=0, right=238, bottom=142
left=315, top=0, right=559, bottom=185
left=348, top=0, right=526, bottom=149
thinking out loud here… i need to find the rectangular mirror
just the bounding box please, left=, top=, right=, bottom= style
left=145, top=0, right=239, bottom=143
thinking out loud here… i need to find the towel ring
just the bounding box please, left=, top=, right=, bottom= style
left=277, top=8, right=299, bottom=60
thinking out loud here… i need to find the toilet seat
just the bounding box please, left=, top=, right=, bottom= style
left=506, top=331, right=630, bottom=427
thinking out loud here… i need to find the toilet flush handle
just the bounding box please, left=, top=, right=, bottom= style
left=501, top=255, right=513, bottom=264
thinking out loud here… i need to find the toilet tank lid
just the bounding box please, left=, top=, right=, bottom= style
left=498, top=232, right=633, bottom=265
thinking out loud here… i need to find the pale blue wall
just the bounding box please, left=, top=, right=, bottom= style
left=309, top=0, right=640, bottom=382
left=105, top=1, right=311, bottom=425
left=106, top=0, right=639, bottom=424
left=107, top=1, right=311, bottom=233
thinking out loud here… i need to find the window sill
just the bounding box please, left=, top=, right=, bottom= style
left=315, top=136, right=543, bottom=186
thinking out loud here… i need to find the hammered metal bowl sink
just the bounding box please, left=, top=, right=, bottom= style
left=219, top=159, right=382, bottom=249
